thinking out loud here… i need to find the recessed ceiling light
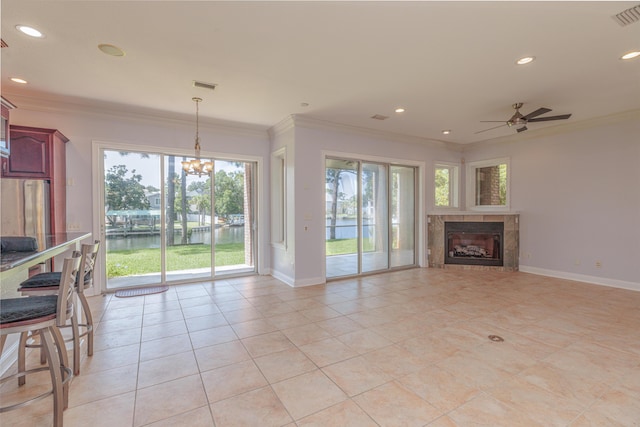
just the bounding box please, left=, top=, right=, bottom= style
left=516, top=56, right=535, bottom=65
left=10, top=77, right=28, bottom=84
left=442, top=130, right=451, bottom=135
left=16, top=25, right=43, bottom=38
left=395, top=108, right=405, bottom=113
left=98, top=43, right=126, bottom=57
left=620, top=51, right=640, bottom=60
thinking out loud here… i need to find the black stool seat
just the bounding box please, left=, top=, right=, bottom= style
left=0, top=236, right=38, bottom=252
left=0, top=296, right=58, bottom=325
left=19, top=273, right=63, bottom=289
left=20, top=271, right=91, bottom=290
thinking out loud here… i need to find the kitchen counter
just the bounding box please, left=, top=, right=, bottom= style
left=0, top=232, right=91, bottom=283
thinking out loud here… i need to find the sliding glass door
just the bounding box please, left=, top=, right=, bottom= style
left=362, top=162, right=389, bottom=273
left=164, top=155, right=213, bottom=283
left=325, top=159, right=359, bottom=277
left=213, top=160, right=256, bottom=275
left=390, top=165, right=415, bottom=268
left=102, top=147, right=256, bottom=290
left=104, top=150, right=162, bottom=288
left=326, top=157, right=416, bottom=279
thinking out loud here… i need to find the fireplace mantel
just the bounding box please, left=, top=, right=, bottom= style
left=427, top=212, right=519, bottom=271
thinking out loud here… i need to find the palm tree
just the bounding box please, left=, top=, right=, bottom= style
left=166, top=156, right=176, bottom=246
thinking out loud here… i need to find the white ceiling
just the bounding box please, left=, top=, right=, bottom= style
left=2, top=1, right=639, bottom=144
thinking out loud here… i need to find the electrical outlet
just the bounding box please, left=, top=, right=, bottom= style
left=595, top=260, right=602, bottom=268
left=575, top=259, right=581, bottom=266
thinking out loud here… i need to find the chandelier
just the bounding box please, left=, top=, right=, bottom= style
left=182, top=97, right=213, bottom=176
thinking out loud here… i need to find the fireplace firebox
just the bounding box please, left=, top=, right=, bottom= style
left=445, top=222, right=504, bottom=266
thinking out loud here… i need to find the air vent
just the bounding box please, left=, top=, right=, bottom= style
left=193, top=80, right=217, bottom=91
left=1, top=39, right=7, bottom=48
left=371, top=114, right=389, bottom=121
left=613, top=4, right=640, bottom=26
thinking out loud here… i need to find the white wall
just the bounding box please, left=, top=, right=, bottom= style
left=463, top=116, right=640, bottom=289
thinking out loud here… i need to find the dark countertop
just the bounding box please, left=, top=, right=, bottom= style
left=0, top=232, right=91, bottom=276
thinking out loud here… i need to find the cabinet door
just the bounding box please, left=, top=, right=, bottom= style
left=2, top=128, right=50, bottom=178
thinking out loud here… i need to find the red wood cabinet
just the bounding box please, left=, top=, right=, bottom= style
left=2, top=125, right=69, bottom=235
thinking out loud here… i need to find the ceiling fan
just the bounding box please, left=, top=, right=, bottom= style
left=476, top=102, right=572, bottom=134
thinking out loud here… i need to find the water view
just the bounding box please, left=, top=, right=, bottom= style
left=106, top=219, right=368, bottom=252
left=106, top=225, right=245, bottom=251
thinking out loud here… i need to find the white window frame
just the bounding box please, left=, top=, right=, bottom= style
left=271, top=147, right=287, bottom=248
left=465, top=157, right=510, bottom=211
left=433, top=161, right=460, bottom=209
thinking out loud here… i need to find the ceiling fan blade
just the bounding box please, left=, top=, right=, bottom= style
left=479, top=120, right=508, bottom=123
left=528, top=113, right=572, bottom=122
left=522, top=107, right=551, bottom=120
left=516, top=126, right=528, bottom=133
left=474, top=123, right=507, bottom=134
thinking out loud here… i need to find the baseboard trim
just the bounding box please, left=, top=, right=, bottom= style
left=270, top=270, right=295, bottom=287
left=293, top=276, right=326, bottom=287
left=519, top=266, right=640, bottom=292
left=270, top=270, right=326, bottom=288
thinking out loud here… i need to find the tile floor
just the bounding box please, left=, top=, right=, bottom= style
left=1, top=268, right=639, bottom=426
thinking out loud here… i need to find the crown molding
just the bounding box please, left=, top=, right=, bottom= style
left=4, top=90, right=269, bottom=139
left=462, top=109, right=640, bottom=152
left=290, top=114, right=458, bottom=151
left=268, top=115, right=296, bottom=139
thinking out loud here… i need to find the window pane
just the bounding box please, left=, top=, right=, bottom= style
left=391, top=165, right=415, bottom=268
left=475, top=164, right=507, bottom=206
left=214, top=160, right=255, bottom=273
left=325, top=159, right=359, bottom=278
left=361, top=163, right=388, bottom=273
left=165, top=155, right=212, bottom=283
left=435, top=167, right=450, bottom=207
left=104, top=150, right=162, bottom=289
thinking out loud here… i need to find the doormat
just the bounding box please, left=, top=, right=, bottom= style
left=115, top=286, right=169, bottom=298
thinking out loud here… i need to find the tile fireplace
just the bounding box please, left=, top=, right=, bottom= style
left=445, top=221, right=504, bottom=267
left=428, top=213, right=519, bottom=271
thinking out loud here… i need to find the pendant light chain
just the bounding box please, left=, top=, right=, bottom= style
left=182, top=97, right=212, bottom=176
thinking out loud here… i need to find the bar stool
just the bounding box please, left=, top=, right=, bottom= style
left=18, top=240, right=100, bottom=376
left=0, top=253, right=81, bottom=427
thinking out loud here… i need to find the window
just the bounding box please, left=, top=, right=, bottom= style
left=434, top=162, right=459, bottom=208
left=466, top=157, right=510, bottom=210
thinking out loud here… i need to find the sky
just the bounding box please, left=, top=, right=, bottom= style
left=103, top=150, right=243, bottom=188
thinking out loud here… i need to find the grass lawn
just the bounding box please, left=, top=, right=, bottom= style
left=326, top=238, right=373, bottom=255
left=107, top=238, right=369, bottom=277
left=107, top=243, right=244, bottom=277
